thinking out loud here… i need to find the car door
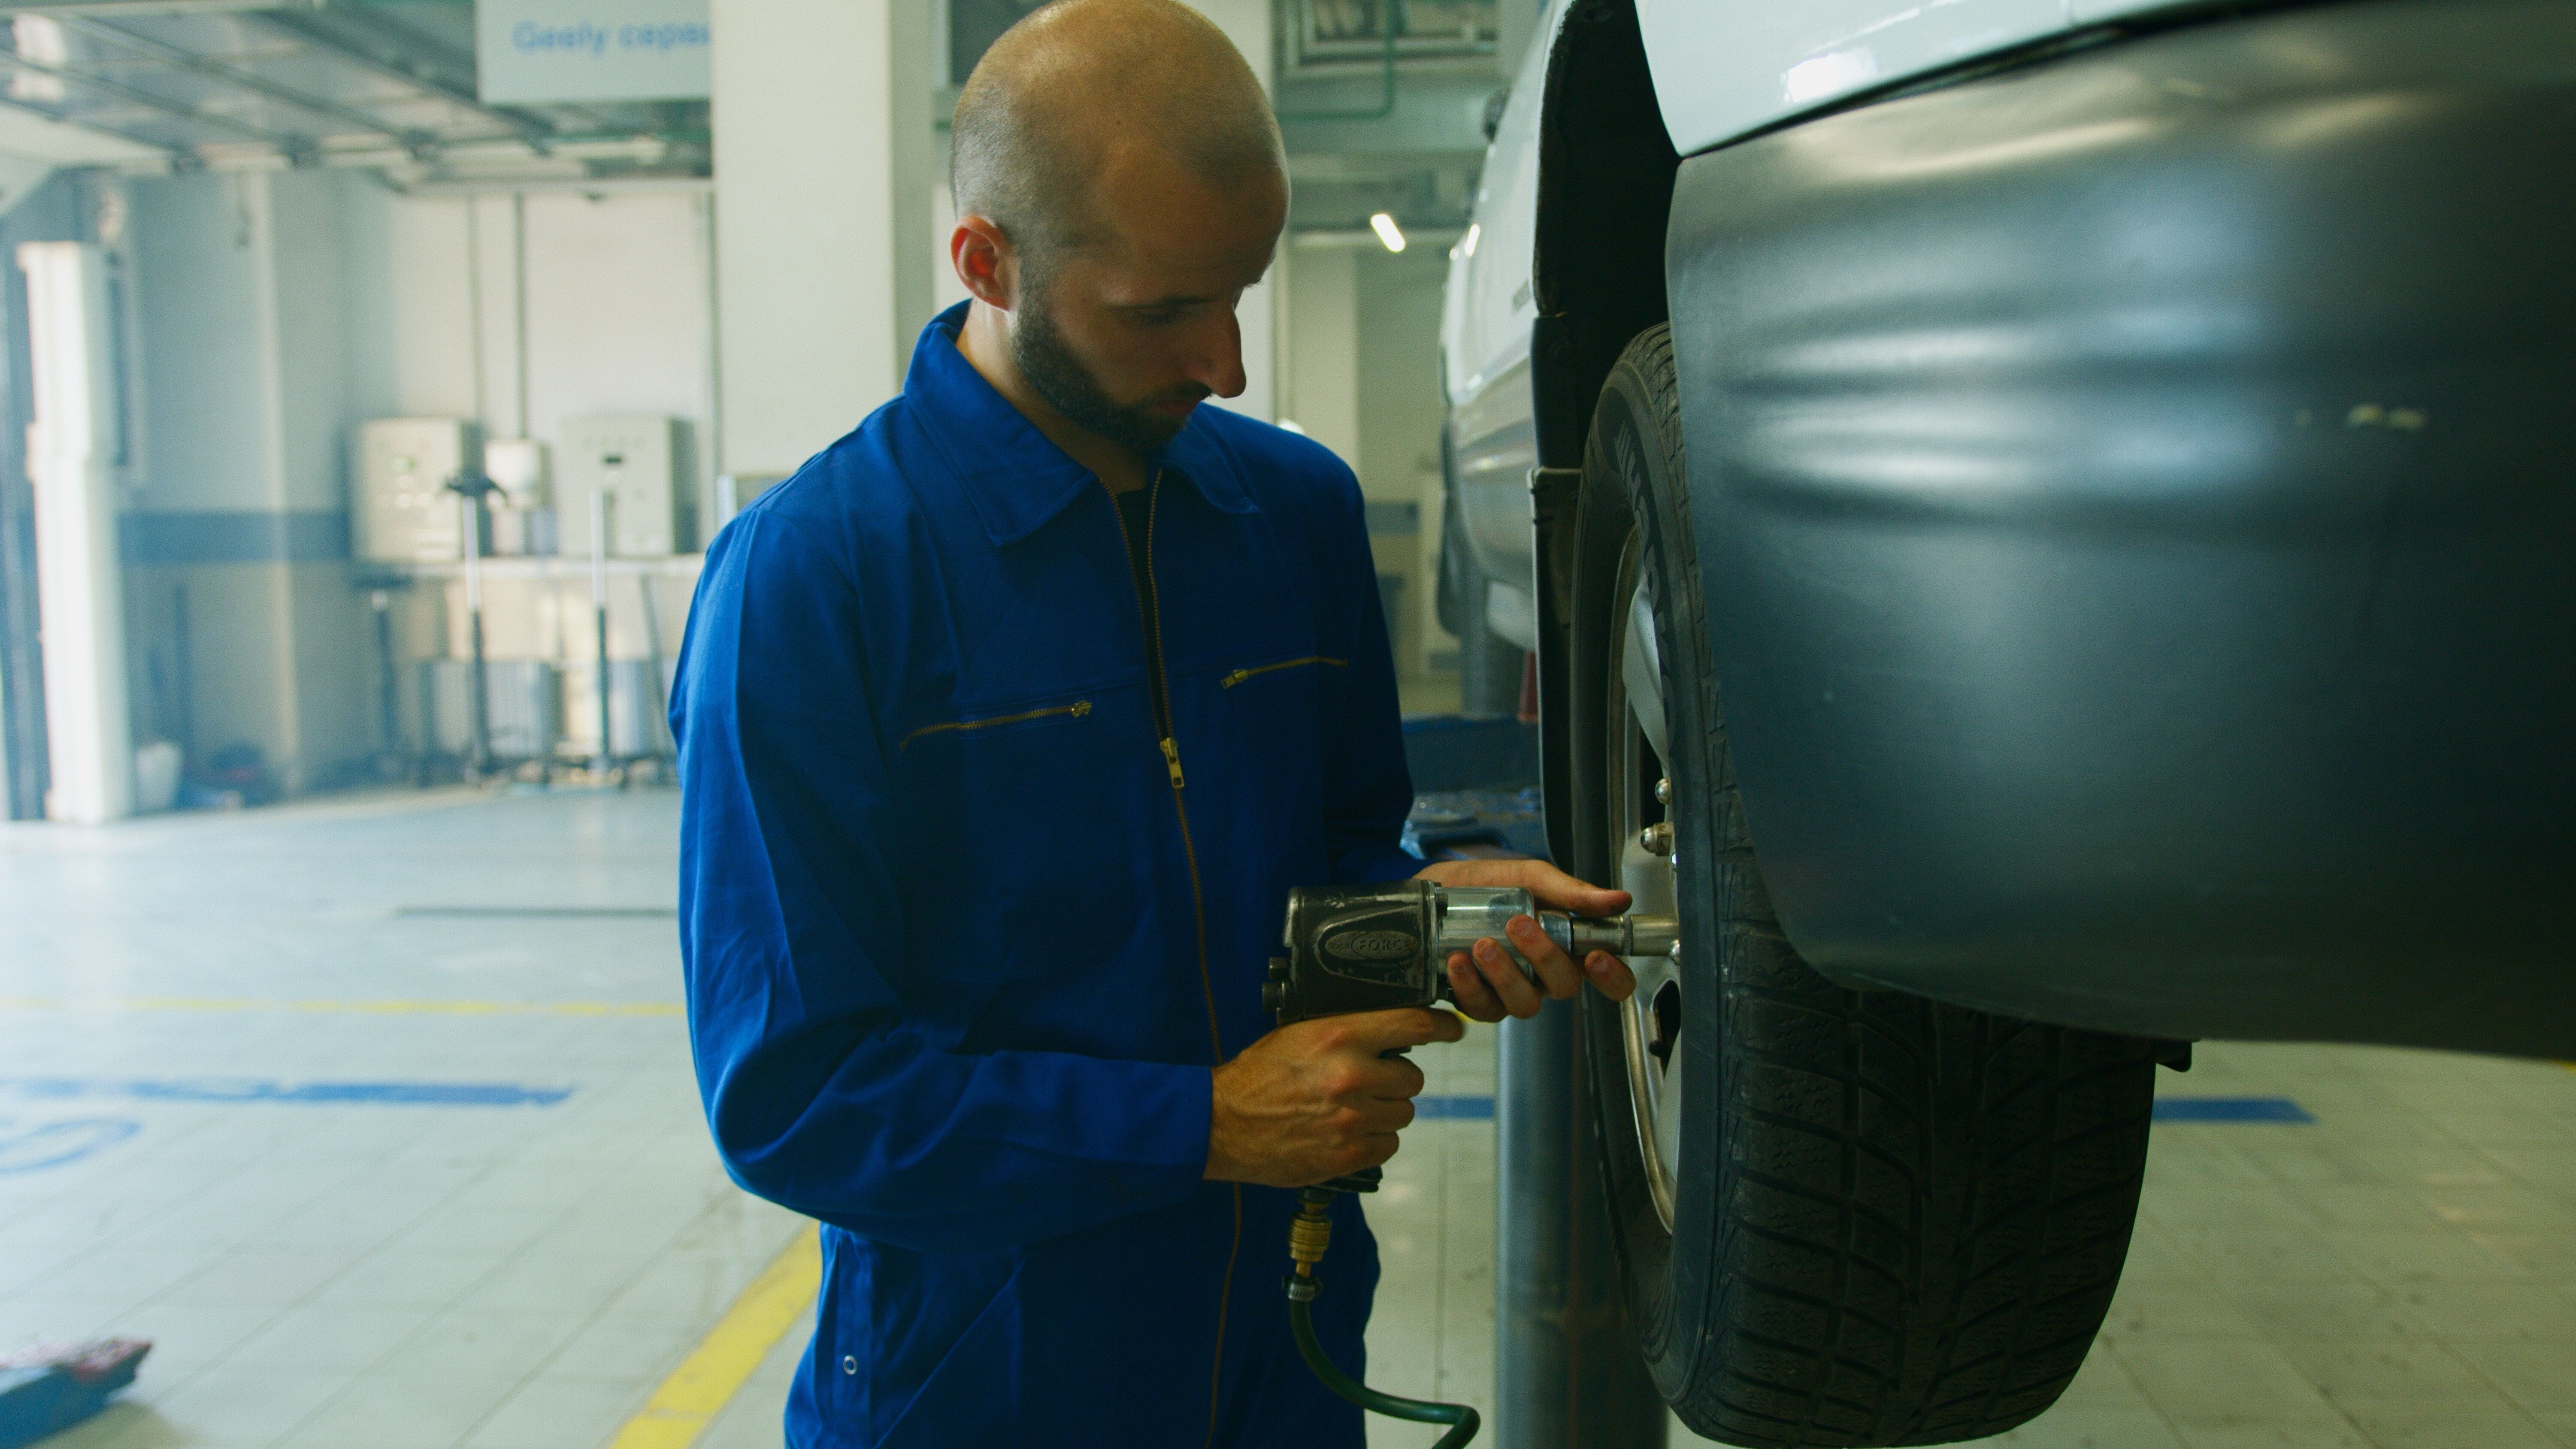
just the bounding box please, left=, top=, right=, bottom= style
left=1441, top=0, right=1555, bottom=650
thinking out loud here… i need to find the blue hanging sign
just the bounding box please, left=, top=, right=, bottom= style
left=477, top=0, right=711, bottom=104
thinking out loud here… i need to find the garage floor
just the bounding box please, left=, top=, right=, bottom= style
left=2, top=791, right=2568, bottom=1449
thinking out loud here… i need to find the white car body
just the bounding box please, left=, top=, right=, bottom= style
left=1441, top=0, right=2181, bottom=649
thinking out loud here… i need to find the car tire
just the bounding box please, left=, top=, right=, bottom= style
left=1568, top=323, right=2161, bottom=1446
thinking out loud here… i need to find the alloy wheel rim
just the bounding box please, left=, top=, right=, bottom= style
left=1607, top=531, right=1684, bottom=1231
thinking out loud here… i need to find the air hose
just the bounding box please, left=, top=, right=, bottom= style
left=1283, top=1186, right=1480, bottom=1448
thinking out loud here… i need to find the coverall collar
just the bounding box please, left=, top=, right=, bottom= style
left=910, top=301, right=1260, bottom=549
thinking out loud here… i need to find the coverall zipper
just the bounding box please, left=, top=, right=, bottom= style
left=1106, top=470, right=1243, bottom=1448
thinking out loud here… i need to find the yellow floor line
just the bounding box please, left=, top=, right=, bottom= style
left=0, top=995, right=682, bottom=1016
left=609, top=1229, right=823, bottom=1449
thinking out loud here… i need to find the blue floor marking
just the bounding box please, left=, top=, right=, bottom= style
left=1417, top=1095, right=1495, bottom=1120
left=2152, top=1096, right=2314, bottom=1123
left=0, top=1078, right=575, bottom=1107
left=0, top=1118, right=140, bottom=1173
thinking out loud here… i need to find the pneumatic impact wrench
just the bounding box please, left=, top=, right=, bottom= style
left=1263, top=880, right=1679, bottom=1446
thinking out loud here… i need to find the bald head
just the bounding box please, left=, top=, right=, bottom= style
left=951, top=0, right=1283, bottom=276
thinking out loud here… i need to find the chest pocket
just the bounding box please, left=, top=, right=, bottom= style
left=1211, top=648, right=1343, bottom=751
left=1195, top=648, right=1339, bottom=853
left=898, top=699, right=1096, bottom=753
left=891, top=685, right=1153, bottom=985
left=1217, top=653, right=1347, bottom=692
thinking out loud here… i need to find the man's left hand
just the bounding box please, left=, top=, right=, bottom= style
left=1412, top=859, right=1640, bottom=1021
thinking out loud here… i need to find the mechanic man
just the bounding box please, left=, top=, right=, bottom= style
left=671, top=1, right=1638, bottom=1443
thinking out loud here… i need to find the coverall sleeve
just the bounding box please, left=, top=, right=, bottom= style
left=1314, top=469, right=1422, bottom=885
left=672, top=508, right=1214, bottom=1254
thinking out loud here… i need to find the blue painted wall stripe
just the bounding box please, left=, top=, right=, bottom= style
left=121, top=511, right=351, bottom=566
left=0, top=1078, right=573, bottom=1107
left=2152, top=1096, right=2314, bottom=1123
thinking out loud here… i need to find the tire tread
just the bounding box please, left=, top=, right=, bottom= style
left=1577, top=324, right=2157, bottom=1446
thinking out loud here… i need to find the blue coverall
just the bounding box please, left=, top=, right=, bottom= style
left=672, top=303, right=1421, bottom=1448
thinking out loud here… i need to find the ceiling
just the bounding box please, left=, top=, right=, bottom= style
left=0, top=0, right=706, bottom=185
left=0, top=0, right=1492, bottom=221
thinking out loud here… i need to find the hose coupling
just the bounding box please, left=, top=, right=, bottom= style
left=1288, top=1187, right=1335, bottom=1274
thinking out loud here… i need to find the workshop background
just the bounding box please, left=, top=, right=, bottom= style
left=0, top=2, right=2570, bottom=1449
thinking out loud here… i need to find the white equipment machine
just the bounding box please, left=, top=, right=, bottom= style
left=554, top=414, right=690, bottom=560
left=352, top=419, right=481, bottom=564
left=482, top=438, right=552, bottom=556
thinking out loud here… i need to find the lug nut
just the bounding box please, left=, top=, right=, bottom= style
left=1655, top=777, right=1670, bottom=805
left=1668, top=938, right=1682, bottom=962
left=1640, top=822, right=1674, bottom=856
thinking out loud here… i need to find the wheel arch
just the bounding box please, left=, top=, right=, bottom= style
left=1524, top=0, right=1680, bottom=862
left=1529, top=0, right=1681, bottom=473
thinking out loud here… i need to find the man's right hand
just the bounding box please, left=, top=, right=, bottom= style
left=1204, top=1007, right=1466, bottom=1188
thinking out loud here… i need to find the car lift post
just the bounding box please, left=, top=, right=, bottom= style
left=1496, top=1000, right=1668, bottom=1448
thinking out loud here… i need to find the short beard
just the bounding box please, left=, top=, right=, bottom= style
left=1011, top=288, right=1209, bottom=462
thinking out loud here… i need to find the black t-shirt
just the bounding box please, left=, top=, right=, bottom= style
left=1114, top=486, right=1154, bottom=603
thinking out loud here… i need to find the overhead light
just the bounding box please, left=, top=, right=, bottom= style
left=10, top=17, right=67, bottom=106
left=1368, top=212, right=1406, bottom=253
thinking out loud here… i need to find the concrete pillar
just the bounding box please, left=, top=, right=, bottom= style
left=1277, top=242, right=1359, bottom=466
left=1353, top=248, right=1456, bottom=685
left=18, top=242, right=132, bottom=823
left=710, top=0, right=935, bottom=480
left=1499, top=0, right=1546, bottom=78
left=1186, top=0, right=1277, bottom=424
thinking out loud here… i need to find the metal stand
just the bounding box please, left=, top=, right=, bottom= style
left=636, top=573, right=669, bottom=767
left=589, top=485, right=614, bottom=777
left=456, top=487, right=493, bottom=781
left=368, top=586, right=407, bottom=780
left=1496, top=999, right=1668, bottom=1449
